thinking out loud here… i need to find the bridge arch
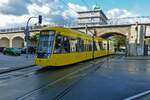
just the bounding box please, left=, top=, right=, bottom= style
left=97, top=31, right=127, bottom=53
left=95, top=26, right=130, bottom=38
left=0, top=37, right=9, bottom=47
left=12, top=36, right=24, bottom=48
left=98, top=32, right=126, bottom=38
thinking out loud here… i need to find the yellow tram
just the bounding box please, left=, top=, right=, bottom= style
left=34, top=26, right=113, bottom=67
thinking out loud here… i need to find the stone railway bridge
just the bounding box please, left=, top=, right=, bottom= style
left=72, top=23, right=150, bottom=56
left=0, top=30, right=39, bottom=48
left=1, top=23, right=150, bottom=56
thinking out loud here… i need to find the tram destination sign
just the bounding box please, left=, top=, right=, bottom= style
left=41, top=31, right=54, bottom=35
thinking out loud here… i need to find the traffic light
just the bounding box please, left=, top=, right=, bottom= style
left=38, top=15, right=42, bottom=24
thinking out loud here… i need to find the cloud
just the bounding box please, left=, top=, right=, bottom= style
left=60, top=2, right=88, bottom=26
left=106, top=8, right=138, bottom=19
left=27, top=3, right=50, bottom=15
left=0, top=14, right=31, bottom=28
left=68, top=2, right=88, bottom=12
left=31, top=0, right=55, bottom=6
left=0, top=0, right=88, bottom=28
left=0, top=0, right=56, bottom=16
left=106, top=8, right=147, bottom=25
left=0, top=0, right=31, bottom=16
left=62, top=2, right=88, bottom=19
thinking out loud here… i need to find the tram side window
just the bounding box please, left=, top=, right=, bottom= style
left=63, top=36, right=70, bottom=53
left=89, top=42, right=93, bottom=51
left=96, top=42, right=100, bottom=50
left=84, top=40, right=89, bottom=51
left=70, top=38, right=88, bottom=52
left=86, top=41, right=90, bottom=51
left=54, top=35, right=90, bottom=53
left=70, top=38, right=77, bottom=52
left=102, top=42, right=107, bottom=50
left=76, top=38, right=84, bottom=52
left=76, top=38, right=80, bottom=52
left=84, top=43, right=87, bottom=51
left=99, top=42, right=104, bottom=50
left=93, top=42, right=97, bottom=51
left=80, top=39, right=84, bottom=52
left=54, top=34, right=71, bottom=54
left=54, top=34, right=63, bottom=54
left=87, top=44, right=90, bottom=51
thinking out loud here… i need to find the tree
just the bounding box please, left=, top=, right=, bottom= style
left=29, top=32, right=40, bottom=47
left=145, top=38, right=150, bottom=45
left=111, top=35, right=126, bottom=51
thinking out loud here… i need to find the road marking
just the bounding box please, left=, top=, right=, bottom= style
left=124, top=90, right=150, bottom=100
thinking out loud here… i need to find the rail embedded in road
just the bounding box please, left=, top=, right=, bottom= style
left=16, top=56, right=109, bottom=100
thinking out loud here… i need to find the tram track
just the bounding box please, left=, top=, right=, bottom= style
left=0, top=55, right=115, bottom=83
left=0, top=64, right=36, bottom=75
left=53, top=64, right=103, bottom=100
left=0, top=59, right=100, bottom=84
left=53, top=55, right=124, bottom=100
left=16, top=64, right=101, bottom=100
left=16, top=55, right=115, bottom=100
left=0, top=59, right=99, bottom=84
left=0, top=65, right=40, bottom=83
left=0, top=55, right=118, bottom=100
left=53, top=57, right=109, bottom=100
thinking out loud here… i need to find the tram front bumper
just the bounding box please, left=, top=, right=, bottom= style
left=34, top=58, right=50, bottom=67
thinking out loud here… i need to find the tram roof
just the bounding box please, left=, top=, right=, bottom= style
left=41, top=26, right=105, bottom=41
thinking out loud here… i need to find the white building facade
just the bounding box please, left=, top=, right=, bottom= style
left=77, top=9, right=108, bottom=26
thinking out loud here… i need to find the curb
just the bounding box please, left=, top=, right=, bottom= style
left=125, top=57, right=150, bottom=60
left=0, top=64, right=36, bottom=74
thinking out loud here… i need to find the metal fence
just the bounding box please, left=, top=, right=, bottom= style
left=0, top=25, right=44, bottom=33
left=107, top=16, right=150, bottom=25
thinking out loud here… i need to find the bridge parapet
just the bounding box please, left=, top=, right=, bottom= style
left=107, top=16, right=150, bottom=25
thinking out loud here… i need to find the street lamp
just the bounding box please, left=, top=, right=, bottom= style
left=83, top=25, right=97, bottom=59
left=92, top=29, right=97, bottom=59
left=24, top=15, right=42, bottom=58
left=106, top=39, right=110, bottom=68
left=135, top=21, right=138, bottom=56
left=125, top=33, right=129, bottom=56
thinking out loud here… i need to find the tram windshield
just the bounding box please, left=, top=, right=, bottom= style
left=37, top=31, right=54, bottom=57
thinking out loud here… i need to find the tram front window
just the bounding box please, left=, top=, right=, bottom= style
left=37, top=31, right=54, bottom=58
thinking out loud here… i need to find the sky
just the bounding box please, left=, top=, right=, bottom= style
left=0, top=0, right=149, bottom=28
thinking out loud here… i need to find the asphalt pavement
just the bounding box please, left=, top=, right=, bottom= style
left=61, top=56, right=150, bottom=100
left=1, top=55, right=150, bottom=100
left=0, top=53, right=35, bottom=73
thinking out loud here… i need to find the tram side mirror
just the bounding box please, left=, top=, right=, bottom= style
left=38, top=15, right=42, bottom=24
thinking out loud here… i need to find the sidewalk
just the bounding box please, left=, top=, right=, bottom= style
left=0, top=53, right=35, bottom=74
left=125, top=56, right=150, bottom=60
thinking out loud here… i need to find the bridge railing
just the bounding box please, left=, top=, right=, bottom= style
left=107, top=16, right=150, bottom=25
left=1, top=16, right=150, bottom=33
left=0, top=25, right=45, bottom=33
